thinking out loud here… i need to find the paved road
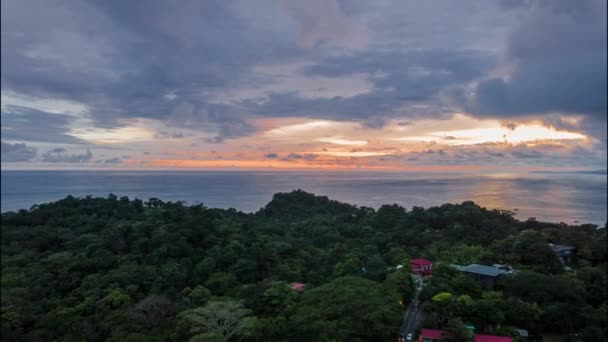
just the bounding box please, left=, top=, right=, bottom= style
left=400, top=277, right=424, bottom=341
left=400, top=300, right=423, bottom=340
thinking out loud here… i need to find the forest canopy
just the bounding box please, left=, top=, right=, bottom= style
left=1, top=190, right=606, bottom=341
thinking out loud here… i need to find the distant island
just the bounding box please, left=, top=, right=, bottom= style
left=1, top=191, right=606, bottom=341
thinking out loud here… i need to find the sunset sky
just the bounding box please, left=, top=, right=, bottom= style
left=1, top=0, right=606, bottom=171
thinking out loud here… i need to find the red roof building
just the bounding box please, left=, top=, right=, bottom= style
left=290, top=282, right=305, bottom=292
left=418, top=329, right=445, bottom=341
left=417, top=329, right=511, bottom=342
left=411, top=258, right=433, bottom=278
left=474, top=334, right=512, bottom=342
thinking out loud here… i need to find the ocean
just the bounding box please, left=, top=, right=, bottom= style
left=1, top=170, right=606, bottom=226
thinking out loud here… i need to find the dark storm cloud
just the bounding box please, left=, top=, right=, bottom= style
left=1, top=0, right=503, bottom=142
left=1, top=106, right=87, bottom=144
left=42, top=148, right=93, bottom=163
left=1, top=141, right=37, bottom=162
left=460, top=0, right=607, bottom=119
left=245, top=49, right=494, bottom=121
left=1, top=0, right=298, bottom=136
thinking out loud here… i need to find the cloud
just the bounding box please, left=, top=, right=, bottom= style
left=281, top=153, right=317, bottom=161
left=1, top=141, right=37, bottom=162
left=280, top=0, right=367, bottom=49
left=1, top=0, right=605, bottom=169
left=240, top=49, right=494, bottom=122
left=42, top=148, right=93, bottom=163
left=154, top=131, right=186, bottom=139
left=0, top=0, right=503, bottom=144
left=264, top=153, right=279, bottom=159
left=510, top=149, right=542, bottom=159
left=95, top=157, right=122, bottom=164
left=1, top=106, right=86, bottom=144
left=1, top=0, right=297, bottom=139
left=457, top=0, right=606, bottom=120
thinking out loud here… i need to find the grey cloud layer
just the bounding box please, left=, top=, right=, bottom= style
left=1, top=0, right=606, bottom=149
left=459, top=0, right=607, bottom=119
left=42, top=148, right=93, bottom=163
left=245, top=49, right=494, bottom=121
left=1, top=141, right=37, bottom=162
left=1, top=106, right=86, bottom=144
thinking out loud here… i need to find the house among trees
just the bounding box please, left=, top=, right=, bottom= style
left=290, top=282, right=305, bottom=292
left=451, top=264, right=514, bottom=289
left=417, top=329, right=512, bottom=342
left=548, top=243, right=575, bottom=265
left=418, top=328, right=445, bottom=341
left=474, top=334, right=512, bottom=342
left=411, top=258, right=433, bottom=278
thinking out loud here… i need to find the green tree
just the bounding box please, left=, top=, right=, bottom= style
left=384, top=269, right=416, bottom=304
left=291, top=276, right=401, bottom=340
left=386, top=247, right=409, bottom=266
left=179, top=301, right=253, bottom=341
left=431, top=292, right=454, bottom=328
left=188, top=286, right=212, bottom=307
left=260, top=281, right=298, bottom=315
left=445, top=318, right=472, bottom=342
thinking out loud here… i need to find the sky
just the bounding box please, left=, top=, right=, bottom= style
left=1, top=0, right=606, bottom=171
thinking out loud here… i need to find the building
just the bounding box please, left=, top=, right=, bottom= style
left=474, top=334, right=512, bottom=342
left=548, top=243, right=575, bottom=265
left=417, top=329, right=511, bottom=342
left=290, top=282, right=305, bottom=292
left=514, top=328, right=529, bottom=339
left=418, top=329, right=445, bottom=341
left=411, top=258, right=433, bottom=278
left=452, top=264, right=514, bottom=289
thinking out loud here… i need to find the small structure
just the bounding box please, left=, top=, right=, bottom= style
left=464, top=324, right=475, bottom=335
left=514, top=328, right=529, bottom=338
left=453, top=264, right=514, bottom=289
left=474, top=334, right=512, bottom=342
left=417, top=329, right=511, bottom=342
left=449, top=264, right=465, bottom=271
left=492, top=264, right=515, bottom=272
left=411, top=258, right=433, bottom=278
left=290, top=282, right=305, bottom=292
left=548, top=243, right=575, bottom=265
left=418, top=329, right=445, bottom=341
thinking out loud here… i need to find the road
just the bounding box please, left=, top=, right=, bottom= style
left=400, top=276, right=424, bottom=340
left=400, top=300, right=423, bottom=340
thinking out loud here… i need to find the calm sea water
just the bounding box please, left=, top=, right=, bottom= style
left=1, top=170, right=606, bottom=225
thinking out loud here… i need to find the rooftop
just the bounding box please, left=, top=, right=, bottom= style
left=474, top=334, right=512, bottom=342
left=548, top=243, right=575, bottom=252
left=411, top=258, right=433, bottom=266
left=290, top=282, right=305, bottom=292
left=419, top=329, right=445, bottom=340
left=461, top=264, right=510, bottom=277
left=514, top=329, right=529, bottom=337
left=417, top=329, right=511, bottom=342
left=450, top=264, right=465, bottom=271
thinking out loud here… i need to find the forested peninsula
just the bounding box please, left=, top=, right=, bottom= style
left=1, top=191, right=606, bottom=341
